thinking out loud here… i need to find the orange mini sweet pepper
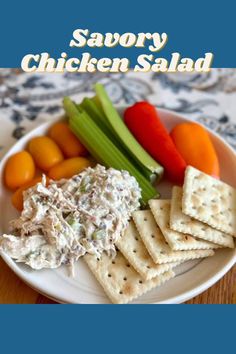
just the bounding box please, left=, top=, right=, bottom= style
left=170, top=122, right=220, bottom=178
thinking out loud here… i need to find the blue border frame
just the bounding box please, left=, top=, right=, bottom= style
left=0, top=0, right=235, bottom=67
left=0, top=305, right=235, bottom=353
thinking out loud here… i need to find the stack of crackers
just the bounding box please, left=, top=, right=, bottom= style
left=85, top=166, right=235, bottom=304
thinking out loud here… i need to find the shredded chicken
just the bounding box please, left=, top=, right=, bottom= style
left=0, top=165, right=141, bottom=274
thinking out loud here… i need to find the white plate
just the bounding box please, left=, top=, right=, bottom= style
left=0, top=107, right=236, bottom=304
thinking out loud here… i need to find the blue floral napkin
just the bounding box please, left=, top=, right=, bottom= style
left=1, top=69, right=236, bottom=159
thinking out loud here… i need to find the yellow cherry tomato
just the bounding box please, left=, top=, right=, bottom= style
left=48, top=157, right=91, bottom=180
left=11, top=176, right=49, bottom=211
left=48, top=122, right=88, bottom=158
left=28, top=136, right=64, bottom=171
left=4, top=151, right=35, bottom=190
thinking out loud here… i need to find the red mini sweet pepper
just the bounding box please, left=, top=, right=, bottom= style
left=124, top=101, right=187, bottom=184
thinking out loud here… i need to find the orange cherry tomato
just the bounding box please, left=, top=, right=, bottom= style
left=48, top=157, right=91, bottom=180
left=28, top=136, right=64, bottom=171
left=11, top=176, right=49, bottom=211
left=4, top=151, right=35, bottom=190
left=48, top=122, right=88, bottom=158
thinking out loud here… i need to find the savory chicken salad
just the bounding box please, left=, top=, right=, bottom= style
left=0, top=165, right=141, bottom=274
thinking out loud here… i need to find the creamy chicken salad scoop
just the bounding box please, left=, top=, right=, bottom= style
left=0, top=165, right=141, bottom=275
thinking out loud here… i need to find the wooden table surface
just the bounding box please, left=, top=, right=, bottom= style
left=0, top=256, right=235, bottom=304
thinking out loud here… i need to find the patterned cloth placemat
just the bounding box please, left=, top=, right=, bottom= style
left=1, top=69, right=236, bottom=159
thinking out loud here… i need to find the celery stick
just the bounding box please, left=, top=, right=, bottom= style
left=79, top=98, right=134, bottom=160
left=79, top=98, right=118, bottom=144
left=63, top=97, right=158, bottom=203
left=79, top=98, right=145, bottom=174
left=80, top=98, right=109, bottom=130
left=94, top=83, right=164, bottom=182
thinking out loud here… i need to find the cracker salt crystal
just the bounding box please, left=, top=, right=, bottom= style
left=149, top=199, right=218, bottom=251
left=132, top=209, right=215, bottom=263
left=182, top=166, right=236, bottom=237
left=170, top=186, right=234, bottom=248
left=84, top=251, right=175, bottom=304
left=116, top=221, right=179, bottom=280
